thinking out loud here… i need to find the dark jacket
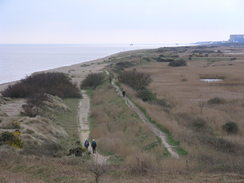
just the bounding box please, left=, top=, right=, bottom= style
left=91, top=141, right=97, bottom=148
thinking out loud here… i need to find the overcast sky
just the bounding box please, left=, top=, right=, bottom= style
left=0, top=0, right=244, bottom=44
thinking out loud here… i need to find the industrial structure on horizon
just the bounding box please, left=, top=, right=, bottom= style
left=229, top=34, right=244, bottom=43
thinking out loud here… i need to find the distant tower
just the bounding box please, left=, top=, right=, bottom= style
left=229, top=34, right=244, bottom=43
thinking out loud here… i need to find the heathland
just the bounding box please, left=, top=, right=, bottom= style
left=0, top=44, right=244, bottom=182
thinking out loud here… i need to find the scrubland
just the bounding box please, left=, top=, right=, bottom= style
left=1, top=45, right=244, bottom=182
left=108, top=45, right=244, bottom=175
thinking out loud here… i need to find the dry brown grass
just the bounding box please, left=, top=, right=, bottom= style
left=1, top=45, right=244, bottom=182
left=1, top=151, right=244, bottom=183
left=89, top=82, right=165, bottom=161
left=0, top=151, right=92, bottom=183
left=117, top=45, right=244, bottom=175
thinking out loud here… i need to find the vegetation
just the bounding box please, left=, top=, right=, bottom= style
left=191, top=118, right=207, bottom=132
left=168, top=59, right=187, bottom=67
left=53, top=98, right=81, bottom=155
left=114, top=61, right=135, bottom=70
left=89, top=82, right=165, bottom=164
left=0, top=131, right=23, bottom=148
left=1, top=72, right=81, bottom=98
left=208, top=97, right=226, bottom=105
left=81, top=73, right=105, bottom=89
left=119, top=70, right=151, bottom=90
left=119, top=70, right=171, bottom=109
left=137, top=88, right=156, bottom=102
left=155, top=56, right=175, bottom=62
left=1, top=45, right=244, bottom=182
left=132, top=102, right=187, bottom=156
left=222, top=122, right=239, bottom=134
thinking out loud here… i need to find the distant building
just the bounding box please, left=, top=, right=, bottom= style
left=229, top=34, right=244, bottom=43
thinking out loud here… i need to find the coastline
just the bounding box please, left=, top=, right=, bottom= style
left=0, top=48, right=147, bottom=92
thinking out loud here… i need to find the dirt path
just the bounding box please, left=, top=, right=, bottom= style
left=78, top=90, right=108, bottom=164
left=105, top=70, right=179, bottom=159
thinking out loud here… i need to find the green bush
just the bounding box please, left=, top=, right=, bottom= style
left=119, top=70, right=151, bottom=90
left=81, top=73, right=105, bottom=89
left=168, top=59, right=187, bottom=67
left=137, top=89, right=156, bottom=102
left=222, top=122, right=239, bottom=134
left=208, top=97, right=225, bottom=105
left=1, top=73, right=81, bottom=98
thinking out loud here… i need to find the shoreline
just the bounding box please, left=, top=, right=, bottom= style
left=0, top=44, right=195, bottom=92
left=0, top=48, right=149, bottom=92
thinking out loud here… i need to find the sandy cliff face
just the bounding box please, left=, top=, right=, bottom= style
left=0, top=94, right=69, bottom=155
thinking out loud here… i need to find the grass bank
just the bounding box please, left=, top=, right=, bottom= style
left=54, top=98, right=80, bottom=151
left=89, top=81, right=167, bottom=164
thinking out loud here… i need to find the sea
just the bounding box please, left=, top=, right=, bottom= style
left=0, top=44, right=182, bottom=84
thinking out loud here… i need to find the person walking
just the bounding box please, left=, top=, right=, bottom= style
left=122, top=90, right=126, bottom=98
left=84, top=139, right=90, bottom=150
left=91, top=139, right=97, bottom=154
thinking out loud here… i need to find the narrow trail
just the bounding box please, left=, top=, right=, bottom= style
left=105, top=70, right=179, bottom=159
left=78, top=90, right=108, bottom=164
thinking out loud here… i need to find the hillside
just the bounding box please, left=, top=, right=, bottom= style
left=1, top=45, right=244, bottom=182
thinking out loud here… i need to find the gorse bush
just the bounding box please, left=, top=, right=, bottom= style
left=81, top=73, right=105, bottom=89
left=222, top=122, right=239, bottom=134
left=0, top=131, right=23, bottom=148
left=119, top=70, right=151, bottom=90
left=1, top=73, right=81, bottom=98
left=168, top=59, right=187, bottom=67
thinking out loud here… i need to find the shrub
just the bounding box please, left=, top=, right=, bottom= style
left=208, top=97, right=225, bottom=105
left=0, top=131, right=23, bottom=148
left=126, top=153, right=156, bottom=175
left=21, top=104, right=39, bottom=117
left=137, top=89, right=156, bottom=102
left=81, top=73, right=105, bottom=89
left=155, top=57, right=174, bottom=62
left=114, top=61, right=134, bottom=70
left=222, top=122, right=239, bottom=134
left=119, top=70, right=151, bottom=90
left=1, top=72, right=81, bottom=98
left=155, top=98, right=171, bottom=108
left=168, top=59, right=187, bottom=67
left=23, top=142, right=63, bottom=156
left=191, top=118, right=206, bottom=131
left=27, top=93, right=48, bottom=107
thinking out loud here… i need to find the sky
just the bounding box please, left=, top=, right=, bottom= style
left=0, top=0, right=244, bottom=44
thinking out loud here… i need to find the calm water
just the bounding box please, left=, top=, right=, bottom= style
left=0, top=44, right=180, bottom=84
left=200, top=79, right=224, bottom=82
